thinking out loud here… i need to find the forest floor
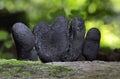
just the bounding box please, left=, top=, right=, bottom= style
left=0, top=59, right=120, bottom=79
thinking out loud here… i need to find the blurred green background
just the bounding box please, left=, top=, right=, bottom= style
left=0, top=0, right=120, bottom=59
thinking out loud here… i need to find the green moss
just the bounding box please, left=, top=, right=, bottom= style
left=21, top=71, right=30, bottom=75
left=0, top=66, right=2, bottom=69
left=2, top=71, right=10, bottom=76
left=12, top=67, right=21, bottom=71
left=0, top=59, right=74, bottom=78
left=48, top=66, right=73, bottom=77
left=0, top=59, right=43, bottom=66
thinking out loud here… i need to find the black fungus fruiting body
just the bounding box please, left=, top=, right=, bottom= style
left=12, top=22, right=38, bottom=61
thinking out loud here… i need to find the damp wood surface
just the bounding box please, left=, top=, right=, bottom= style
left=0, top=59, right=120, bottom=79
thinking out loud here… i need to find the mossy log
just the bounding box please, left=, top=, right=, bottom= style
left=0, top=59, right=120, bottom=79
